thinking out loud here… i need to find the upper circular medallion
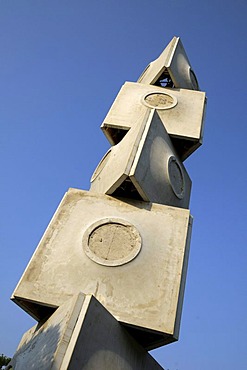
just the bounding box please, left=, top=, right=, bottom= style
left=142, top=92, right=177, bottom=110
left=90, top=149, right=111, bottom=182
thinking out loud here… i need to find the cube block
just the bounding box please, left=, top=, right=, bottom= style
left=12, top=188, right=192, bottom=350
left=92, top=109, right=191, bottom=208
left=10, top=293, right=163, bottom=369
left=102, top=81, right=206, bottom=160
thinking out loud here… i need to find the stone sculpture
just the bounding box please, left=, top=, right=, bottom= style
left=9, top=36, right=206, bottom=369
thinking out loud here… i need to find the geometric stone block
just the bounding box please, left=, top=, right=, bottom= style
left=9, top=293, right=164, bottom=370
left=101, top=82, right=206, bottom=160
left=92, top=109, right=192, bottom=208
left=137, top=36, right=199, bottom=91
left=12, top=189, right=192, bottom=350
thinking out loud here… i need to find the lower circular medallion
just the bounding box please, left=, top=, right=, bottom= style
left=83, top=218, right=142, bottom=266
left=168, top=156, right=185, bottom=199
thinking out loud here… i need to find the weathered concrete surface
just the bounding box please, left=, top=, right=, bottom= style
left=101, top=81, right=206, bottom=160
left=91, top=109, right=192, bottom=208
left=9, top=293, right=164, bottom=370
left=12, top=188, right=192, bottom=349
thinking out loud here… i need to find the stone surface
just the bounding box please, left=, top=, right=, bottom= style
left=12, top=189, right=192, bottom=349
left=137, top=36, right=199, bottom=90
left=101, top=81, right=206, bottom=160
left=92, top=109, right=192, bottom=208
left=9, top=293, right=164, bottom=370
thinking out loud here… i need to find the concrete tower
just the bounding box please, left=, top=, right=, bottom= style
left=9, top=37, right=206, bottom=370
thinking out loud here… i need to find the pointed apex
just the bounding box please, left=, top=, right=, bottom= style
left=137, top=36, right=199, bottom=91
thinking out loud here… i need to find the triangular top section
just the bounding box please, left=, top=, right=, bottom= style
left=137, top=36, right=199, bottom=90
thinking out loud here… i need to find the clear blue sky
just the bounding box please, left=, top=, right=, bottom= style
left=1, top=1, right=247, bottom=369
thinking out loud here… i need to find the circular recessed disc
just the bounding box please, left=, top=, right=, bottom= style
left=142, top=92, right=177, bottom=110
left=83, top=218, right=142, bottom=266
left=90, top=149, right=111, bottom=182
left=168, top=156, right=185, bottom=199
left=189, top=67, right=199, bottom=90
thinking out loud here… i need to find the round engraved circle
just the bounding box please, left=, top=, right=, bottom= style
left=90, top=149, right=111, bottom=182
left=142, top=92, right=177, bottom=110
left=168, top=156, right=185, bottom=199
left=83, top=218, right=142, bottom=266
left=189, top=67, right=199, bottom=90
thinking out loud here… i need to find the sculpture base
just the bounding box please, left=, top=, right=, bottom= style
left=9, top=292, right=164, bottom=370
